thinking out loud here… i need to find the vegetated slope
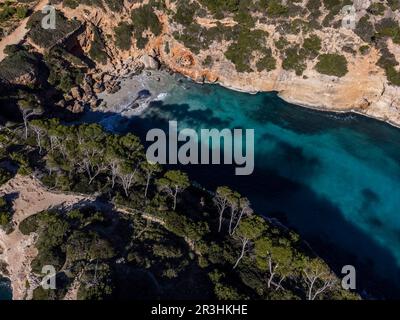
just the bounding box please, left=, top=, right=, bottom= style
left=0, top=121, right=358, bottom=300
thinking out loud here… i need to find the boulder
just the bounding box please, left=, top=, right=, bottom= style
left=140, top=54, right=160, bottom=70
left=70, top=101, right=84, bottom=113
left=70, top=87, right=83, bottom=100
left=89, top=97, right=100, bottom=109
left=93, top=82, right=105, bottom=94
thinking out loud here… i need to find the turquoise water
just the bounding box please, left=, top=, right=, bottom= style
left=86, top=74, right=400, bottom=297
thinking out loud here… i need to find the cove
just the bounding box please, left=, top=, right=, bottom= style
left=83, top=73, right=400, bottom=298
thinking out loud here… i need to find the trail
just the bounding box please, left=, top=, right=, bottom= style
left=0, top=174, right=87, bottom=300
left=0, top=0, right=49, bottom=62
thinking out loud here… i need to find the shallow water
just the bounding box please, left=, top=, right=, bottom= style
left=84, top=73, right=400, bottom=298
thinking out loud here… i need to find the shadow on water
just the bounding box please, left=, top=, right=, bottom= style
left=78, top=97, right=400, bottom=298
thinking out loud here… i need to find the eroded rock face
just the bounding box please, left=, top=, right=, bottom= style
left=21, top=1, right=400, bottom=127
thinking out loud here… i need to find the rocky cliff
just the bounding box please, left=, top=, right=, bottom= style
left=2, top=0, right=400, bottom=126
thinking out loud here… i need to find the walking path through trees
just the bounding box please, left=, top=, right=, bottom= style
left=0, top=0, right=49, bottom=62
left=0, top=174, right=87, bottom=300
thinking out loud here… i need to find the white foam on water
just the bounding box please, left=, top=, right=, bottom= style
left=154, top=92, right=168, bottom=101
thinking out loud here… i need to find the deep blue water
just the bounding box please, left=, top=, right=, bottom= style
left=0, top=276, right=12, bottom=300
left=85, top=75, right=400, bottom=298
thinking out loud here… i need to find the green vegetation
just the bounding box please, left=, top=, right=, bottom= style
left=315, top=53, right=348, bottom=77
left=44, top=47, right=84, bottom=92
left=131, top=3, right=162, bottom=49
left=266, top=0, right=289, bottom=16
left=89, top=27, right=108, bottom=64
left=174, top=0, right=200, bottom=26
left=0, top=168, right=12, bottom=186
left=114, top=22, right=134, bottom=51
left=104, top=0, right=124, bottom=12
left=0, top=117, right=358, bottom=300
left=0, top=196, right=13, bottom=233
left=359, top=45, right=370, bottom=55
left=375, top=18, right=400, bottom=44
left=355, top=16, right=375, bottom=43
left=377, top=46, right=400, bottom=86
left=199, top=0, right=241, bottom=17
left=282, top=46, right=307, bottom=76
left=256, top=49, right=277, bottom=72
left=203, top=55, right=213, bottom=67
left=367, top=2, right=386, bottom=15
left=225, top=29, right=268, bottom=72
left=0, top=2, right=28, bottom=23
left=388, top=0, right=400, bottom=11
left=27, top=10, right=81, bottom=48
left=303, top=34, right=322, bottom=57
left=0, top=45, right=40, bottom=83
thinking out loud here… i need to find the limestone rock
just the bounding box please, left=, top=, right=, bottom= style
left=70, top=101, right=84, bottom=113
left=70, top=87, right=83, bottom=100
left=93, top=82, right=105, bottom=94
left=140, top=54, right=160, bottom=70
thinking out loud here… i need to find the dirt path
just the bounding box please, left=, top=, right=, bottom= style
left=0, top=174, right=88, bottom=300
left=0, top=0, right=49, bottom=62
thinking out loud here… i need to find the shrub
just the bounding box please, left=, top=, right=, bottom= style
left=225, top=28, right=268, bottom=72
left=282, top=46, right=307, bottom=75
left=131, top=3, right=162, bottom=49
left=267, top=0, right=289, bottom=16
left=386, top=65, right=400, bottom=86
left=45, top=48, right=84, bottom=93
left=131, top=4, right=162, bottom=36
left=27, top=11, right=81, bottom=48
left=0, top=168, right=12, bottom=185
left=0, top=4, right=16, bottom=23
left=359, top=45, right=370, bottom=55
left=388, top=0, right=400, bottom=11
left=114, top=22, right=134, bottom=50
left=203, top=55, right=213, bottom=67
left=367, top=2, right=386, bottom=15
left=104, top=0, right=124, bottom=12
left=355, top=15, right=375, bottom=43
left=377, top=46, right=400, bottom=86
left=0, top=47, right=39, bottom=82
left=19, top=214, right=40, bottom=235
left=89, top=27, right=108, bottom=64
left=315, top=53, right=348, bottom=77
left=174, top=0, right=200, bottom=26
left=256, top=50, right=277, bottom=72
left=375, top=18, right=400, bottom=44
left=16, top=6, right=29, bottom=19
left=303, top=34, right=322, bottom=57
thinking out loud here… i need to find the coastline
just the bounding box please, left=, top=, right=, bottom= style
left=175, top=71, right=400, bottom=130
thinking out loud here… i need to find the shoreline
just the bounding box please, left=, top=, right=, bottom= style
left=94, top=67, right=400, bottom=131
left=190, top=74, right=400, bottom=131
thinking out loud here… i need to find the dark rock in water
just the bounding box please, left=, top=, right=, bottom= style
left=131, top=102, right=140, bottom=109
left=137, top=89, right=151, bottom=99
left=0, top=276, right=12, bottom=300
